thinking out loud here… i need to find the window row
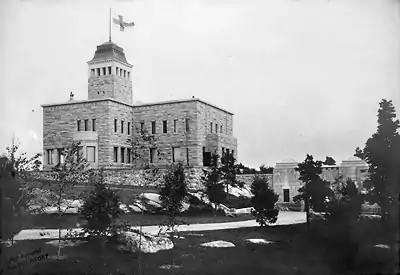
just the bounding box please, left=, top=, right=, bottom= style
left=114, top=119, right=131, bottom=135
left=210, top=121, right=226, bottom=134
left=77, top=119, right=96, bottom=132
left=140, top=118, right=190, bottom=135
left=113, top=147, right=132, bottom=163
left=90, top=66, right=130, bottom=78
left=46, top=146, right=96, bottom=165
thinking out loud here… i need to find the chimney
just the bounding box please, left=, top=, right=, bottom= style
left=69, top=92, right=74, bottom=101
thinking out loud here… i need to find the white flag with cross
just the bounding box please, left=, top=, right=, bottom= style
left=113, top=13, right=135, bottom=32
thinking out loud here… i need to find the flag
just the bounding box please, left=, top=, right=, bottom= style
left=113, top=14, right=135, bottom=32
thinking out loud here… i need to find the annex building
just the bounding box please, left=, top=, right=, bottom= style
left=41, top=40, right=237, bottom=171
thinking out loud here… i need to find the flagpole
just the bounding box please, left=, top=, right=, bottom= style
left=109, top=8, right=112, bottom=42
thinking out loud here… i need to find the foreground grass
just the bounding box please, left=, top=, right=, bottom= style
left=4, top=223, right=361, bottom=275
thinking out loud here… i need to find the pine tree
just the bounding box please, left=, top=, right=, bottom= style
left=250, top=175, right=279, bottom=227
left=202, top=153, right=226, bottom=213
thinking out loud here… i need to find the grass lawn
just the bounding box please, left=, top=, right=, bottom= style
left=4, top=223, right=355, bottom=275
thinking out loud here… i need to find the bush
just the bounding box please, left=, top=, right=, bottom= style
left=250, top=175, right=279, bottom=227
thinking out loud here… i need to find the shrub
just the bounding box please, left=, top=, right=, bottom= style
left=224, top=194, right=252, bottom=209
left=250, top=175, right=279, bottom=227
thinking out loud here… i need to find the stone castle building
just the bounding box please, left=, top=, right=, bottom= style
left=41, top=40, right=237, bottom=171
left=273, top=156, right=369, bottom=203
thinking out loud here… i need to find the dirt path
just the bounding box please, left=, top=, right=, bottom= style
left=13, top=212, right=305, bottom=241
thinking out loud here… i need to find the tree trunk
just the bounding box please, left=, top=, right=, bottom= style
left=305, top=199, right=310, bottom=227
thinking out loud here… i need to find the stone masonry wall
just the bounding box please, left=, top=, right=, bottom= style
left=42, top=100, right=112, bottom=170
left=132, top=101, right=200, bottom=167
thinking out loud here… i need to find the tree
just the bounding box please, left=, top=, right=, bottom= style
left=220, top=152, right=244, bottom=194
left=48, top=142, right=92, bottom=258
left=354, top=99, right=400, bottom=270
left=259, top=164, right=273, bottom=174
left=158, top=163, right=189, bottom=269
left=79, top=169, right=126, bottom=249
left=1, top=141, right=42, bottom=245
left=250, top=175, right=279, bottom=227
left=202, top=153, right=226, bottom=213
left=323, top=156, right=336, bottom=166
left=293, top=154, right=334, bottom=227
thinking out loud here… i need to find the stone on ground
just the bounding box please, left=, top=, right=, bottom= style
left=200, top=240, right=235, bottom=248
left=117, top=231, right=173, bottom=253
left=246, top=238, right=274, bottom=244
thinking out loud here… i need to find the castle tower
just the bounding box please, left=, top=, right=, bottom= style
left=87, top=41, right=133, bottom=105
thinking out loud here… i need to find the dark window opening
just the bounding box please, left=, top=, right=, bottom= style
left=121, top=147, right=125, bottom=163
left=77, top=120, right=81, bottom=131
left=283, top=189, right=290, bottom=203
left=163, top=120, right=167, bottom=133
left=84, top=119, right=88, bottom=131
left=174, top=119, right=177, bottom=133
left=97, top=68, right=101, bottom=76
left=91, top=69, right=95, bottom=76
left=127, top=122, right=131, bottom=135
left=186, top=148, right=189, bottom=165
left=121, top=121, right=124, bottom=134
left=114, top=119, right=117, bottom=133
left=102, top=67, right=106, bottom=76
left=185, top=119, right=190, bottom=132
left=114, top=147, right=118, bottom=162
left=150, top=148, right=156, bottom=163
left=151, top=121, right=156, bottom=134
left=215, top=124, right=218, bottom=133
left=92, top=119, right=96, bottom=131
left=47, top=149, right=53, bottom=165
left=127, top=148, right=131, bottom=163
left=108, top=66, right=111, bottom=75
left=203, top=151, right=211, bottom=167
left=210, top=122, right=213, bottom=133
left=140, top=122, right=145, bottom=133
left=220, top=125, right=223, bottom=133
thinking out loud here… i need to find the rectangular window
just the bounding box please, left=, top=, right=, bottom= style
left=92, top=119, right=96, bottom=131
left=220, top=125, right=223, bottom=133
left=127, top=122, right=131, bottom=135
left=140, top=122, right=145, bottom=133
left=163, top=120, right=167, bottom=133
left=186, top=118, right=190, bottom=132
left=172, top=147, right=175, bottom=162
left=121, top=147, right=125, bottom=163
left=127, top=148, right=131, bottom=163
left=173, top=119, right=177, bottom=133
left=127, top=72, right=130, bottom=78
left=84, top=119, right=88, bottom=131
left=121, top=121, right=124, bottom=134
left=86, top=146, right=95, bottom=163
left=59, top=148, right=65, bottom=164
left=283, top=189, right=290, bottom=203
left=116, top=67, right=119, bottom=75
left=114, top=119, right=117, bottom=133
left=186, top=148, right=189, bottom=165
left=97, top=68, right=101, bottom=76
left=108, top=66, right=111, bottom=75
left=77, top=120, right=81, bottom=131
left=150, top=148, right=156, bottom=163
left=151, top=121, right=156, bottom=134
left=210, top=122, right=213, bottom=133
left=91, top=69, right=95, bottom=76
left=47, top=149, right=53, bottom=165
left=215, top=123, right=218, bottom=133
left=102, top=67, right=106, bottom=76
left=114, top=147, right=118, bottom=162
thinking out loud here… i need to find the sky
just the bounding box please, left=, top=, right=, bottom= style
left=0, top=0, right=399, bottom=168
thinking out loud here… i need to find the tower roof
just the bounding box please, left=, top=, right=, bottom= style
left=88, top=41, right=130, bottom=64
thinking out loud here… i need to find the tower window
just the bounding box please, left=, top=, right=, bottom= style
left=173, top=119, right=177, bottom=133
left=108, top=66, right=111, bottom=75
left=116, top=67, right=119, bottom=76
left=127, top=122, right=131, bottom=135
left=114, top=119, right=117, bottom=133
left=220, top=125, right=223, bottom=133
left=91, top=69, right=95, bottom=76
left=163, top=120, right=167, bottom=133
left=96, top=68, right=100, bottom=76
left=215, top=123, right=218, bottom=133
left=92, top=119, right=96, bottom=131
left=121, top=121, right=124, bottom=134
left=210, top=122, right=213, bottom=133
left=84, top=119, right=88, bottom=131
left=127, top=72, right=130, bottom=78
left=124, top=70, right=126, bottom=78
left=77, top=120, right=81, bottom=131
left=151, top=121, right=156, bottom=134
left=127, top=148, right=131, bottom=163
left=102, top=67, right=106, bottom=76
left=114, top=147, right=118, bottom=162
left=185, top=119, right=190, bottom=132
